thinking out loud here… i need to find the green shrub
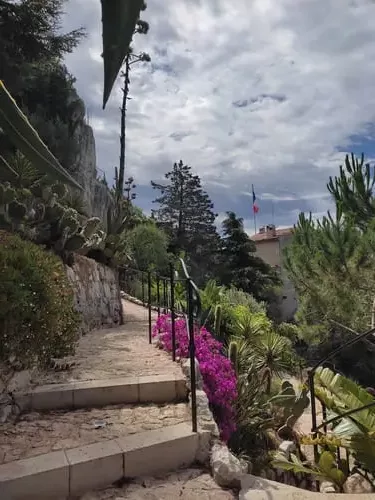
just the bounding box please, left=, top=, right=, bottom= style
left=0, top=231, right=81, bottom=369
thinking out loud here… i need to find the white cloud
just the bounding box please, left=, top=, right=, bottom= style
left=62, top=0, right=375, bottom=225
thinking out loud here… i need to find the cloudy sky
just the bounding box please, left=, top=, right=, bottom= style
left=62, top=0, right=375, bottom=233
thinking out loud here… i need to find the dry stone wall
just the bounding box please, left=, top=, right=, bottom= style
left=65, top=254, right=122, bottom=334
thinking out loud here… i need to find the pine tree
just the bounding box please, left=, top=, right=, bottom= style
left=218, top=211, right=280, bottom=300
left=151, top=160, right=220, bottom=282
left=327, top=153, right=375, bottom=230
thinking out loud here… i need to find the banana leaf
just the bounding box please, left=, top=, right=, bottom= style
left=0, top=81, right=81, bottom=190
left=314, top=367, right=375, bottom=431
left=101, top=0, right=144, bottom=109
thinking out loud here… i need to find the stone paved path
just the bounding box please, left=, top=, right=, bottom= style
left=0, top=402, right=190, bottom=464
left=33, top=300, right=182, bottom=385
left=80, top=468, right=238, bottom=500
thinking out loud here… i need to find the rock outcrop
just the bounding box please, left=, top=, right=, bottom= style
left=70, top=98, right=114, bottom=229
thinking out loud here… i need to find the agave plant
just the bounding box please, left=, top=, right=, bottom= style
left=0, top=82, right=81, bottom=189
left=101, top=0, right=146, bottom=108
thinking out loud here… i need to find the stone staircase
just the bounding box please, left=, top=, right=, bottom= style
left=0, top=373, right=208, bottom=498
left=0, top=301, right=213, bottom=499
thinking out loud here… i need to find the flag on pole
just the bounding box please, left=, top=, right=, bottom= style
left=252, top=184, right=259, bottom=213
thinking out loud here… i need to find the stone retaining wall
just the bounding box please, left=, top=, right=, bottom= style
left=66, top=254, right=122, bottom=334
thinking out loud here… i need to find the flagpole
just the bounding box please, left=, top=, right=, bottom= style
left=253, top=209, right=257, bottom=234
left=252, top=183, right=257, bottom=234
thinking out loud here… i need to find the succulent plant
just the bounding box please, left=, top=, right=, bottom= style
left=228, top=340, right=239, bottom=376
left=8, top=200, right=27, bottom=220
left=214, top=304, right=222, bottom=339
left=268, top=380, right=310, bottom=439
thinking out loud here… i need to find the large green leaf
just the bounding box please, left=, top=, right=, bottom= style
left=314, top=367, right=375, bottom=431
left=101, top=0, right=144, bottom=109
left=0, top=81, right=81, bottom=190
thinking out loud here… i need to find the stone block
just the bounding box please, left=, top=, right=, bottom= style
left=138, top=374, right=176, bottom=403
left=73, top=377, right=139, bottom=407
left=211, top=443, right=247, bottom=488
left=66, top=440, right=123, bottom=495
left=175, top=376, right=188, bottom=400
left=0, top=450, right=69, bottom=499
left=117, top=423, right=198, bottom=478
left=31, top=384, right=73, bottom=410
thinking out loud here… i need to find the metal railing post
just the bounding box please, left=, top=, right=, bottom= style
left=156, top=275, right=161, bottom=318
left=170, top=263, right=176, bottom=362
left=141, top=272, right=145, bottom=306
left=163, top=278, right=167, bottom=314
left=147, top=271, right=152, bottom=344
left=187, top=278, right=198, bottom=433
left=308, top=369, right=319, bottom=464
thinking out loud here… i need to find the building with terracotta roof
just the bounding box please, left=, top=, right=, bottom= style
left=251, top=224, right=297, bottom=321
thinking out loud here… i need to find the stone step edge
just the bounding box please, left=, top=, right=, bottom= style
left=239, top=474, right=375, bottom=499
left=0, top=423, right=209, bottom=499
left=15, top=374, right=188, bottom=412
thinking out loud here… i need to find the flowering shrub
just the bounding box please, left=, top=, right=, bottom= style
left=152, top=314, right=237, bottom=441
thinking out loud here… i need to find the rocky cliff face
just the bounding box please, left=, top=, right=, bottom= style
left=70, top=98, right=113, bottom=228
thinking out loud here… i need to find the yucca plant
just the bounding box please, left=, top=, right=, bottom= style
left=230, top=307, right=272, bottom=339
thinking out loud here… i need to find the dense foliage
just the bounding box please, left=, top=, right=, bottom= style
left=284, top=153, right=375, bottom=386
left=126, top=222, right=170, bottom=272
left=0, top=230, right=81, bottom=368
left=0, top=0, right=85, bottom=174
left=151, top=160, right=221, bottom=284
left=218, top=211, right=281, bottom=302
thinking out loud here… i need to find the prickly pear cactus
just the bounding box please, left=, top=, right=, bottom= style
left=64, top=234, right=86, bottom=251
left=8, top=200, right=27, bottom=220
left=82, top=217, right=101, bottom=238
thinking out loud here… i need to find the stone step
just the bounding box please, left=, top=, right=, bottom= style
left=1, top=402, right=191, bottom=465
left=240, top=474, right=375, bottom=499
left=15, top=374, right=187, bottom=412
left=0, top=423, right=202, bottom=499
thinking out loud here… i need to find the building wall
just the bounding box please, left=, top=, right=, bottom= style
left=254, top=239, right=281, bottom=267
left=254, top=234, right=297, bottom=322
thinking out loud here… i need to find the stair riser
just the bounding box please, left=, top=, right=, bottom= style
left=0, top=425, right=200, bottom=499
left=16, top=376, right=187, bottom=412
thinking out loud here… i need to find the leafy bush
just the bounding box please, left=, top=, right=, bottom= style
left=152, top=314, right=237, bottom=442
left=0, top=231, right=81, bottom=369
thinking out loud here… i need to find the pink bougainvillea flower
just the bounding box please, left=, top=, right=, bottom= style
left=152, top=314, right=237, bottom=442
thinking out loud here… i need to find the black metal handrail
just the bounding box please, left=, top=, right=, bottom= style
left=307, top=322, right=375, bottom=468
left=178, top=257, right=202, bottom=433
left=118, top=259, right=201, bottom=434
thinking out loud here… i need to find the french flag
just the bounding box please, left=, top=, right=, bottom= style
left=252, top=185, right=259, bottom=213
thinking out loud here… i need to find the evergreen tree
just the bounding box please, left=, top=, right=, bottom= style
left=151, top=160, right=220, bottom=282
left=0, top=0, right=85, bottom=173
left=218, top=211, right=280, bottom=301
left=327, top=153, right=375, bottom=230
left=284, top=153, right=375, bottom=386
